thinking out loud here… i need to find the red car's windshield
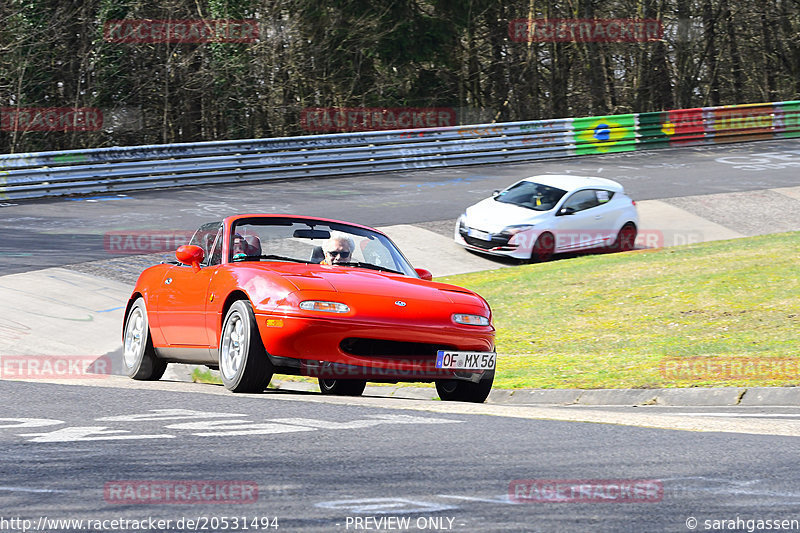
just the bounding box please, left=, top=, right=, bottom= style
left=228, top=217, right=418, bottom=277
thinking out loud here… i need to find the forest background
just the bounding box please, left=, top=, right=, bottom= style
left=1, top=0, right=798, bottom=153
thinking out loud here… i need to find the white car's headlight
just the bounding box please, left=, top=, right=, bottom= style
left=457, top=214, right=468, bottom=231
left=299, top=301, right=350, bottom=313
left=501, top=224, right=536, bottom=235
left=452, top=313, right=490, bottom=326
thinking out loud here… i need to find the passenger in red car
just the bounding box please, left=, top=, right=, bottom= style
left=232, top=233, right=261, bottom=260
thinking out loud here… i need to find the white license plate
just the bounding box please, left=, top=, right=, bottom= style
left=435, top=350, right=496, bottom=370
left=467, top=228, right=492, bottom=241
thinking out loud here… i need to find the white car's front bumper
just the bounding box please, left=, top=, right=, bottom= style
left=453, top=222, right=535, bottom=261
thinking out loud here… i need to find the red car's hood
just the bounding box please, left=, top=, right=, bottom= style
left=286, top=266, right=445, bottom=298
left=262, top=263, right=481, bottom=304
left=233, top=263, right=490, bottom=324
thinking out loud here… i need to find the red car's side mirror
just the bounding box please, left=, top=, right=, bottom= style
left=176, top=245, right=204, bottom=272
left=415, top=268, right=433, bottom=281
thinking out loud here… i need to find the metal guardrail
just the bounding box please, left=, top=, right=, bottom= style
left=1, top=100, right=798, bottom=200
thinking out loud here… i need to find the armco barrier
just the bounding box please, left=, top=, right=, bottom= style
left=1, top=100, right=798, bottom=200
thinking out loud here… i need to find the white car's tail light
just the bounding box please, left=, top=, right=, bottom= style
left=453, top=313, right=490, bottom=326
left=299, top=301, right=350, bottom=313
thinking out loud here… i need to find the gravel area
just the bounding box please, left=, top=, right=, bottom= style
left=414, top=219, right=457, bottom=238
left=63, top=252, right=173, bottom=284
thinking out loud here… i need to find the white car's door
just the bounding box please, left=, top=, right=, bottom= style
left=552, top=189, right=615, bottom=250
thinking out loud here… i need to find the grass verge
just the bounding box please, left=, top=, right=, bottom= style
left=192, top=367, right=222, bottom=385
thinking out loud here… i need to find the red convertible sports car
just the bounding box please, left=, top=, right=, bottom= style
left=123, top=214, right=496, bottom=402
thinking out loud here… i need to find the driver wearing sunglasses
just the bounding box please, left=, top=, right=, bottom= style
left=322, top=231, right=355, bottom=265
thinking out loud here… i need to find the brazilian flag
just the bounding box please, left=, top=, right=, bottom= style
left=573, top=114, right=636, bottom=155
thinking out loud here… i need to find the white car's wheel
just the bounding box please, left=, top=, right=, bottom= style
left=530, top=232, right=555, bottom=263
left=219, top=300, right=273, bottom=393
left=610, top=223, right=637, bottom=252
left=122, top=298, right=167, bottom=380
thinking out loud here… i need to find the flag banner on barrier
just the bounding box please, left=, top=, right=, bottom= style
left=573, top=114, right=636, bottom=154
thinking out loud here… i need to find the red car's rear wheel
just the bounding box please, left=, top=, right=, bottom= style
left=435, top=372, right=494, bottom=403
left=318, top=378, right=367, bottom=396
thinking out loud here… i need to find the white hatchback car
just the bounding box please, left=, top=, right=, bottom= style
left=455, top=175, right=639, bottom=262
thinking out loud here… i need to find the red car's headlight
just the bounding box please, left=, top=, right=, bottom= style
left=299, top=300, right=350, bottom=313
left=452, top=313, right=490, bottom=326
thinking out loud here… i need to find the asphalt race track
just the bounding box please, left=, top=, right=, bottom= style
left=1, top=138, right=800, bottom=532
left=2, top=138, right=800, bottom=275
left=5, top=379, right=800, bottom=532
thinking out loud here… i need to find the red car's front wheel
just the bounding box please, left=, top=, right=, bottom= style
left=219, top=300, right=274, bottom=393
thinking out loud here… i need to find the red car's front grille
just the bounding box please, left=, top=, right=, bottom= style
left=340, top=338, right=456, bottom=358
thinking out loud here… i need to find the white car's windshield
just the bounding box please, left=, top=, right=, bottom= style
left=495, top=181, right=567, bottom=211
left=229, top=217, right=417, bottom=277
